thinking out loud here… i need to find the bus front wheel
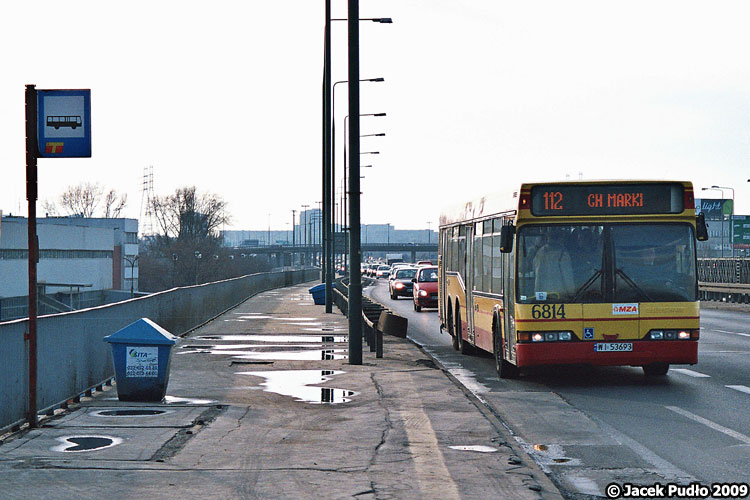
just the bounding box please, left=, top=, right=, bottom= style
left=643, top=363, right=669, bottom=376
left=448, top=306, right=458, bottom=351
left=455, top=306, right=473, bottom=355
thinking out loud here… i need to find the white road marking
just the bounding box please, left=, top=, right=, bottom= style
left=665, top=406, right=750, bottom=444
left=672, top=368, right=710, bottom=378
left=394, top=372, right=462, bottom=500
left=726, top=385, right=750, bottom=395
left=713, top=330, right=750, bottom=338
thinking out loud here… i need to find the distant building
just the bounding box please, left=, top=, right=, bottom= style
left=0, top=215, right=139, bottom=298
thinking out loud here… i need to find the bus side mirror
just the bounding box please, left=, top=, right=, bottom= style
left=696, top=213, right=709, bottom=241
left=500, top=224, right=515, bottom=253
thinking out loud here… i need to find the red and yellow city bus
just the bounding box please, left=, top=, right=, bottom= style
left=438, top=180, right=708, bottom=378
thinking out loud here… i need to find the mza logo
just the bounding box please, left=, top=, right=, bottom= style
left=612, top=303, right=639, bottom=315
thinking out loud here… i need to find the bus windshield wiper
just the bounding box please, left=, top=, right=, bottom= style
left=571, top=269, right=602, bottom=302
left=615, top=268, right=652, bottom=302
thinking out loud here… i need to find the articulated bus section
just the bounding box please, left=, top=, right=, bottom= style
left=439, top=180, right=708, bottom=378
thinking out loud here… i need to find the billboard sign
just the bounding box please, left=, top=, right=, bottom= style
left=695, top=198, right=732, bottom=220
left=36, top=89, right=91, bottom=158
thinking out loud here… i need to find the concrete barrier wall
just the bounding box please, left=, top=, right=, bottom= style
left=0, top=268, right=319, bottom=433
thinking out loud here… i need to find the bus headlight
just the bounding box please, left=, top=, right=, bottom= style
left=419, top=290, right=428, bottom=297
left=522, top=331, right=573, bottom=343
left=649, top=329, right=697, bottom=340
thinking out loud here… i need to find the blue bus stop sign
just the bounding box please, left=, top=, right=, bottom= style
left=36, top=89, right=91, bottom=158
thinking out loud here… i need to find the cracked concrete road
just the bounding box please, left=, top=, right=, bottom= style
left=0, top=282, right=564, bottom=500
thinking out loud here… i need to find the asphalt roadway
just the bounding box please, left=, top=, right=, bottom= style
left=0, top=282, right=564, bottom=500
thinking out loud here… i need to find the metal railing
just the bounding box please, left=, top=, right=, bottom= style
left=332, top=277, right=387, bottom=357
left=697, top=258, right=750, bottom=303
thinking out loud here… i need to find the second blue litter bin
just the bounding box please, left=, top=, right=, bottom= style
left=309, top=283, right=326, bottom=305
left=103, top=318, right=178, bottom=402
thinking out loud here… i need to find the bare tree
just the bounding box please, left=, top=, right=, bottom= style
left=151, top=186, right=229, bottom=241
left=144, top=186, right=232, bottom=288
left=61, top=183, right=102, bottom=217
left=49, top=182, right=128, bottom=218
left=103, top=189, right=128, bottom=218
left=41, top=200, right=59, bottom=216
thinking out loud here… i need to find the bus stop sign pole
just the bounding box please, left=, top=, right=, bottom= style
left=25, top=84, right=39, bottom=428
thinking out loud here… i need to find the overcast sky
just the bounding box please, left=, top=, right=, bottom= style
left=2, top=1, right=749, bottom=233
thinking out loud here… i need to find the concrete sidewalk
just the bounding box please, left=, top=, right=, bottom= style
left=0, top=282, right=564, bottom=500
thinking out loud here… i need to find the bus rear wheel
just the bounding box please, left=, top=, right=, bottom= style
left=643, top=363, right=669, bottom=376
left=494, top=320, right=519, bottom=379
left=448, top=306, right=459, bottom=351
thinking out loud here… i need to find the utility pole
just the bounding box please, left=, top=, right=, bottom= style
left=347, top=0, right=362, bottom=365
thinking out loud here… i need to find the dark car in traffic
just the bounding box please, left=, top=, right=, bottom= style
left=412, top=266, right=438, bottom=311
left=389, top=267, right=418, bottom=299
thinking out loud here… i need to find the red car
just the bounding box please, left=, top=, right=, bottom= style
left=412, top=266, right=438, bottom=312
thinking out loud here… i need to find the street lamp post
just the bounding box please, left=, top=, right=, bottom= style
left=348, top=2, right=362, bottom=364
left=332, top=79, right=384, bottom=286
left=343, top=112, right=384, bottom=251
left=301, top=204, right=309, bottom=265
left=324, top=16, right=390, bottom=314
left=124, top=255, right=139, bottom=298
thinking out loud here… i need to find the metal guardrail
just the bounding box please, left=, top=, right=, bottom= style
left=697, top=259, right=750, bottom=303
left=332, top=277, right=386, bottom=357
left=698, top=258, right=750, bottom=284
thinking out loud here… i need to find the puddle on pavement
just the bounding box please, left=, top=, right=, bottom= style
left=92, top=409, right=170, bottom=417
left=238, top=369, right=356, bottom=404
left=52, top=435, right=123, bottom=453
left=232, top=349, right=347, bottom=361
left=524, top=443, right=580, bottom=466
left=180, top=345, right=347, bottom=361
left=271, top=317, right=317, bottom=321
left=164, top=396, right=215, bottom=405
left=195, top=335, right=347, bottom=343
left=449, top=445, right=499, bottom=453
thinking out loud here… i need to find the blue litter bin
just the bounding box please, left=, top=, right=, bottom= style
left=103, top=318, right=178, bottom=402
left=309, top=283, right=326, bottom=305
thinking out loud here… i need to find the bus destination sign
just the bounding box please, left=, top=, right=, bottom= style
left=530, top=183, right=684, bottom=216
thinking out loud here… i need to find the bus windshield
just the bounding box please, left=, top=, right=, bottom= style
left=516, top=224, right=697, bottom=304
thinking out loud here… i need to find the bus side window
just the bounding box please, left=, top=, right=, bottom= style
left=474, top=233, right=483, bottom=291
left=483, top=235, right=492, bottom=293
left=492, top=233, right=503, bottom=293
left=451, top=230, right=459, bottom=273
left=458, top=234, right=466, bottom=280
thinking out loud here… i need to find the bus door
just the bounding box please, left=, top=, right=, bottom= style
left=502, top=241, right=515, bottom=361
left=465, top=224, right=476, bottom=344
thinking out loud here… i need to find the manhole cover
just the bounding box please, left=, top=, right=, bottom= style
left=94, top=409, right=168, bottom=417
left=52, top=435, right=122, bottom=453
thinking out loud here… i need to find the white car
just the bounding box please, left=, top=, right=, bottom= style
left=375, top=265, right=391, bottom=278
